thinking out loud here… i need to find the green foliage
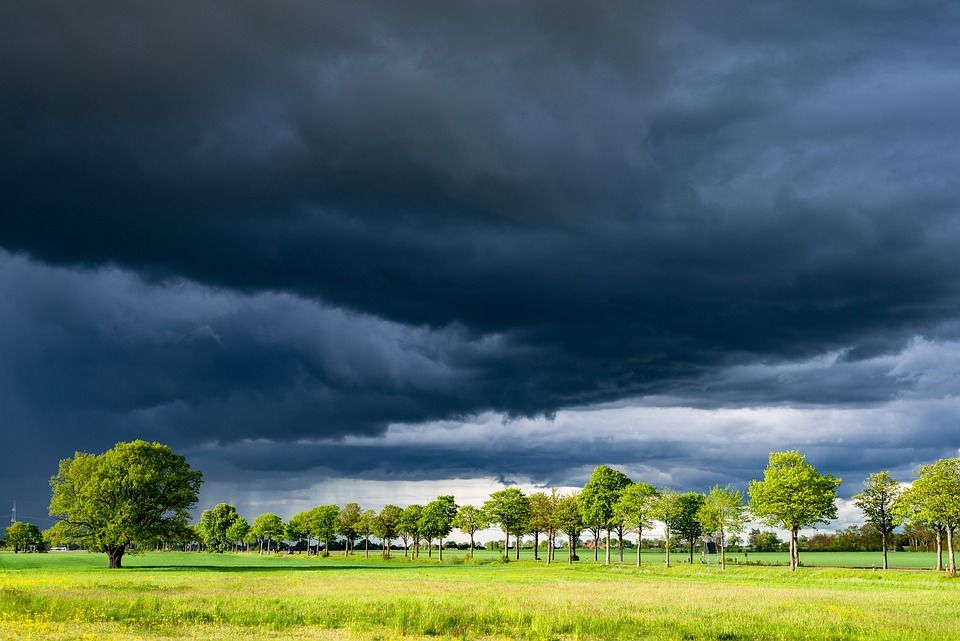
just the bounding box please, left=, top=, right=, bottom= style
left=579, top=465, right=632, bottom=532
left=48, top=440, right=203, bottom=568
left=335, top=503, right=361, bottom=548
left=198, top=503, right=243, bottom=552
left=697, top=485, right=747, bottom=568
left=615, top=482, right=659, bottom=533
left=249, top=513, right=285, bottom=552
left=482, top=488, right=530, bottom=550
left=307, top=504, right=339, bottom=551
left=419, top=496, right=458, bottom=542
left=671, top=492, right=706, bottom=551
left=225, top=518, right=250, bottom=549
left=452, top=505, right=489, bottom=537
left=527, top=491, right=557, bottom=536
left=373, top=505, right=402, bottom=547
left=398, top=504, right=423, bottom=548
left=749, top=451, right=841, bottom=531
left=899, top=458, right=960, bottom=575
left=748, top=528, right=782, bottom=552
left=553, top=493, right=583, bottom=559
left=4, top=521, right=44, bottom=553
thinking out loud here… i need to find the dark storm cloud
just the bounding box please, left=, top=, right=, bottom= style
left=4, top=2, right=960, bottom=516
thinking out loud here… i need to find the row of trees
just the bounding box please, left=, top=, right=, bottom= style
left=35, top=441, right=960, bottom=575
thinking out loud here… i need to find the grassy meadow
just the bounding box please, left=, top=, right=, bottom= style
left=2, top=550, right=960, bottom=641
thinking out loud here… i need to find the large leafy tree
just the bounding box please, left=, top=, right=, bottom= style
left=249, top=513, right=285, bottom=554
left=749, top=451, right=840, bottom=571
left=419, top=496, right=458, bottom=561
left=900, top=459, right=960, bottom=576
left=554, top=493, right=583, bottom=563
left=399, top=504, right=423, bottom=557
left=579, top=465, right=632, bottom=565
left=697, top=486, right=747, bottom=570
left=48, top=440, right=202, bottom=568
left=373, top=505, right=402, bottom=558
left=452, top=505, right=489, bottom=558
left=483, top=488, right=530, bottom=560
left=853, top=472, right=903, bottom=570
left=335, top=503, right=361, bottom=556
left=5, top=522, right=44, bottom=553
left=652, top=488, right=681, bottom=567
left=614, top=482, right=659, bottom=567
left=672, top=493, right=705, bottom=563
left=198, top=503, right=243, bottom=553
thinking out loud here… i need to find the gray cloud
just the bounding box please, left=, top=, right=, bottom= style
left=3, top=2, right=960, bottom=520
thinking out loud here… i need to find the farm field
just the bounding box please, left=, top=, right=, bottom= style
left=2, top=551, right=959, bottom=641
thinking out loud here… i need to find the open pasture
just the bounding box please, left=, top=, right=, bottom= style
left=2, top=551, right=958, bottom=641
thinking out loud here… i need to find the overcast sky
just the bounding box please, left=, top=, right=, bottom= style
left=3, top=2, right=960, bottom=533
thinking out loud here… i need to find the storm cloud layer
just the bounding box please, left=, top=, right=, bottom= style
left=3, top=2, right=960, bottom=522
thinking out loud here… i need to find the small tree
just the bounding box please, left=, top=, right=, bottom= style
left=357, top=509, right=377, bottom=558
left=198, top=503, right=243, bottom=553
left=419, top=496, right=457, bottom=561
left=579, top=465, right=632, bottom=565
left=399, top=504, right=423, bottom=558
left=853, top=472, right=903, bottom=570
left=373, top=505, right=402, bottom=558
left=335, top=503, right=361, bottom=556
left=901, top=459, right=960, bottom=576
left=652, top=488, right=681, bottom=567
left=249, top=513, right=285, bottom=554
left=48, top=440, right=202, bottom=568
left=452, top=505, right=489, bottom=558
left=697, top=485, right=747, bottom=570
left=5, top=522, right=44, bottom=553
left=483, top=488, right=530, bottom=561
left=554, top=493, right=583, bottom=563
left=749, top=451, right=840, bottom=571
left=614, top=482, right=659, bottom=567
left=672, top=493, right=705, bottom=564
left=225, top=518, right=249, bottom=552
left=528, top=492, right=555, bottom=561
left=286, top=511, right=311, bottom=553
left=310, top=505, right=339, bottom=556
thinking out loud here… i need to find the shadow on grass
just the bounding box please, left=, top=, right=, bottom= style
left=125, top=563, right=432, bottom=572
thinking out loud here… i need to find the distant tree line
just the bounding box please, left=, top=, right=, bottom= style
left=14, top=441, right=960, bottom=576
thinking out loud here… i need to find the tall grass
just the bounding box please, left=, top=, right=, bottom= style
left=1, top=552, right=958, bottom=640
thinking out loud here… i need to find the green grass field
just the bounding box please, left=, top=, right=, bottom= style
left=2, top=550, right=958, bottom=640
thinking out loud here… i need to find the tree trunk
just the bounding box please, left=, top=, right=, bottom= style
left=636, top=527, right=642, bottom=567
left=605, top=529, right=611, bottom=566
left=593, top=529, right=600, bottom=561
left=365, top=536, right=369, bottom=559
left=947, top=526, right=956, bottom=578
left=882, top=531, right=888, bottom=570
left=470, top=534, right=475, bottom=558
left=719, top=529, right=725, bottom=570
left=428, top=539, right=433, bottom=557
left=936, top=529, right=943, bottom=571
left=688, top=537, right=695, bottom=564
left=504, top=529, right=509, bottom=560
left=664, top=526, right=671, bottom=568
left=439, top=538, right=443, bottom=562
left=569, top=535, right=575, bottom=563
left=546, top=534, right=552, bottom=565
left=619, top=534, right=624, bottom=563
left=107, top=545, right=126, bottom=569
left=534, top=532, right=539, bottom=560
left=404, top=539, right=409, bottom=558
left=516, top=536, right=520, bottom=560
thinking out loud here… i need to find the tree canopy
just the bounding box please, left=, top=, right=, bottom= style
left=483, top=488, right=530, bottom=560
left=48, top=440, right=202, bottom=568
left=198, top=503, right=243, bottom=553
left=853, top=471, right=902, bottom=570
left=749, top=451, right=840, bottom=571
